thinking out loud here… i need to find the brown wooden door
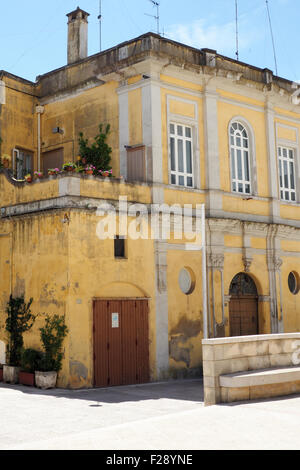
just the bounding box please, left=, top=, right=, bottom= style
left=229, top=296, right=258, bottom=337
left=93, top=299, right=149, bottom=387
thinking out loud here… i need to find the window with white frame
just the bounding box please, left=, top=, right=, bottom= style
left=278, top=146, right=296, bottom=202
left=169, top=123, right=193, bottom=188
left=230, top=122, right=251, bottom=195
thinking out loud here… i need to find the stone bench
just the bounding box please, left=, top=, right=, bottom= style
left=219, top=366, right=300, bottom=403
left=202, top=333, right=300, bottom=406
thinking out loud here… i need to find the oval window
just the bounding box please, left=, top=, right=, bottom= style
left=288, top=272, right=300, bottom=295
left=178, top=267, right=196, bottom=295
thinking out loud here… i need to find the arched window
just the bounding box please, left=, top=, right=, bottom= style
left=229, top=122, right=251, bottom=195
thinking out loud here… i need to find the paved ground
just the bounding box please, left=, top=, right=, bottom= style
left=0, top=379, right=300, bottom=450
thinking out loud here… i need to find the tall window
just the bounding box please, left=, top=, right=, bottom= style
left=278, top=146, right=296, bottom=202
left=16, top=149, right=33, bottom=179
left=170, top=123, right=193, bottom=188
left=230, top=122, right=251, bottom=194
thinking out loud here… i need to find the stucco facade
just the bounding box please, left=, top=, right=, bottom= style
left=0, top=8, right=300, bottom=388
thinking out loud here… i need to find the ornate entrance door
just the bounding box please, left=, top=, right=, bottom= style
left=229, top=273, right=258, bottom=337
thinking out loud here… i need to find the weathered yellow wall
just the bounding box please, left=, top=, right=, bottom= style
left=41, top=81, right=120, bottom=175
left=0, top=76, right=37, bottom=167
left=128, top=88, right=142, bottom=146
left=67, top=211, right=156, bottom=388
left=0, top=212, right=70, bottom=387
left=167, top=249, right=203, bottom=377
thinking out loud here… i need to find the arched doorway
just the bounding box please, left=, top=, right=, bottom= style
left=229, top=273, right=258, bottom=337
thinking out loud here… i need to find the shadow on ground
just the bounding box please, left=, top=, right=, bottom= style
left=0, top=378, right=204, bottom=405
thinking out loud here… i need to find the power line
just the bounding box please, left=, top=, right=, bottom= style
left=265, top=0, right=278, bottom=76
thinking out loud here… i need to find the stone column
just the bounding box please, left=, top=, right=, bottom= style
left=265, top=100, right=280, bottom=222
left=267, top=225, right=283, bottom=333
left=207, top=253, right=225, bottom=338
left=203, top=84, right=222, bottom=217
left=154, top=240, right=169, bottom=379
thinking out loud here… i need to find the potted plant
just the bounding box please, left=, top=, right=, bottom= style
left=98, top=169, right=113, bottom=178
left=24, top=173, right=32, bottom=183
left=1, top=154, right=11, bottom=169
left=78, top=123, right=112, bottom=176
left=3, top=295, right=36, bottom=384
left=48, top=168, right=60, bottom=177
left=19, top=348, right=42, bottom=386
left=62, top=162, right=76, bottom=172
left=35, top=314, right=68, bottom=390
left=34, top=171, right=43, bottom=181
left=84, top=164, right=95, bottom=175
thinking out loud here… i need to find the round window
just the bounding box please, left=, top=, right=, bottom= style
left=178, top=267, right=196, bottom=295
left=288, top=272, right=300, bottom=295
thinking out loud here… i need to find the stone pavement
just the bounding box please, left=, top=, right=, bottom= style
left=0, top=379, right=299, bottom=450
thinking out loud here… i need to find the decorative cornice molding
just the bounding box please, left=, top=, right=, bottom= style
left=208, top=253, right=224, bottom=269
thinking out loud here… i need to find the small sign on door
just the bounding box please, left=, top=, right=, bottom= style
left=112, top=312, right=119, bottom=328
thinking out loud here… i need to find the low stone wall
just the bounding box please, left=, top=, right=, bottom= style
left=202, top=333, right=300, bottom=406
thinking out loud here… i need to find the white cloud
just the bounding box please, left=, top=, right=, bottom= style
left=165, top=16, right=263, bottom=59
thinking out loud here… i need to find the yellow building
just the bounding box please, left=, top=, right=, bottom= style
left=0, top=7, right=300, bottom=388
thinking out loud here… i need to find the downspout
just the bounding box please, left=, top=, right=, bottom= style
left=202, top=204, right=208, bottom=339
left=36, top=105, right=44, bottom=172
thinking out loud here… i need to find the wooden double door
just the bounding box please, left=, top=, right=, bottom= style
left=229, top=295, right=258, bottom=337
left=229, top=273, right=259, bottom=337
left=93, top=299, right=149, bottom=387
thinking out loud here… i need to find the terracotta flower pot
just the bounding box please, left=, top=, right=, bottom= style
left=85, top=170, right=93, bottom=175
left=19, top=371, right=35, bottom=387
left=35, top=371, right=57, bottom=389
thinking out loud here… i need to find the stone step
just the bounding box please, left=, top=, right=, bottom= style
left=219, top=366, right=300, bottom=388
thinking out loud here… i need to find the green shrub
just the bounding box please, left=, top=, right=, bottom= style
left=38, top=314, right=68, bottom=372
left=21, top=348, right=43, bottom=373
left=78, top=123, right=112, bottom=173
left=5, top=295, right=36, bottom=367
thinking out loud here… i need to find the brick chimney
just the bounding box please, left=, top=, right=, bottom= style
left=66, top=7, right=90, bottom=65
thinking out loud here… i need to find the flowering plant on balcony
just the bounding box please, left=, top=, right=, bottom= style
left=62, top=162, right=76, bottom=172
left=1, top=154, right=11, bottom=168
left=34, top=171, right=43, bottom=179
left=98, top=169, right=113, bottom=178
left=85, top=165, right=96, bottom=175
left=24, top=174, right=32, bottom=183
left=48, top=168, right=60, bottom=176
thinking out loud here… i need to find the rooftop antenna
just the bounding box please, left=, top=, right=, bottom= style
left=235, top=0, right=239, bottom=61
left=145, top=0, right=160, bottom=35
left=265, top=0, right=278, bottom=76
left=98, top=0, right=102, bottom=52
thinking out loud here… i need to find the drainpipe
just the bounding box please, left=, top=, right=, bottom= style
left=36, top=105, right=44, bottom=172
left=202, top=204, right=208, bottom=339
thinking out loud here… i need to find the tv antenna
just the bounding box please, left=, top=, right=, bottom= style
left=265, top=0, right=278, bottom=76
left=235, top=0, right=239, bottom=61
left=145, top=0, right=160, bottom=35
left=98, top=0, right=102, bottom=52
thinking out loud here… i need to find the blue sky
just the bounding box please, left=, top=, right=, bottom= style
left=1, top=0, right=299, bottom=83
